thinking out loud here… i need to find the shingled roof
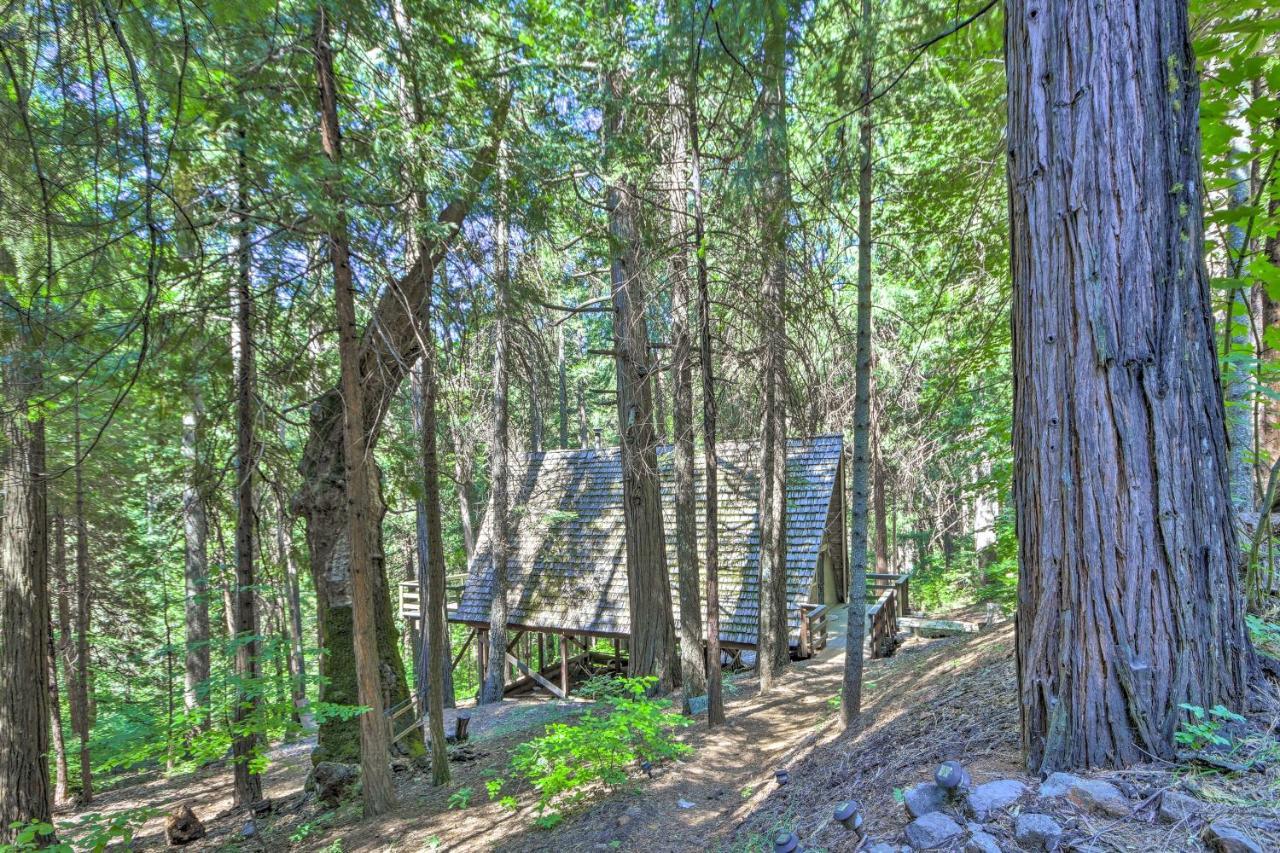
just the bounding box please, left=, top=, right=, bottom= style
left=451, top=434, right=845, bottom=647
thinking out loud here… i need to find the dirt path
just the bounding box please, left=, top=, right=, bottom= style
left=61, top=609, right=994, bottom=852
left=316, top=606, right=992, bottom=852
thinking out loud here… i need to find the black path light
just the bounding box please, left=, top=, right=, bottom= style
left=640, top=759, right=653, bottom=778
left=775, top=768, right=790, bottom=786
left=773, top=830, right=800, bottom=853
left=934, top=760, right=970, bottom=793
left=833, top=800, right=864, bottom=836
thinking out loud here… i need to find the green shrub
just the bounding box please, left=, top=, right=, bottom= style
left=1175, top=703, right=1245, bottom=751
left=511, top=676, right=692, bottom=822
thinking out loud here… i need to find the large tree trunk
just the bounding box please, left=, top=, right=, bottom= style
left=667, top=75, right=705, bottom=712
left=482, top=134, right=512, bottom=706
left=294, top=33, right=507, bottom=763
left=314, top=4, right=397, bottom=814
left=604, top=28, right=678, bottom=693
left=842, top=0, right=873, bottom=726
left=230, top=128, right=263, bottom=807
left=1006, top=0, right=1250, bottom=773
left=0, top=279, right=53, bottom=841
left=689, top=46, right=724, bottom=728
left=182, top=391, right=211, bottom=726
left=757, top=0, right=791, bottom=692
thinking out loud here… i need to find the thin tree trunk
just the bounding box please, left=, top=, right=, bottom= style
left=1224, top=111, right=1254, bottom=511
left=667, top=75, right=705, bottom=711
left=1261, top=143, right=1279, bottom=495
left=557, top=327, right=569, bottom=449
left=689, top=55, right=724, bottom=727
left=314, top=3, right=397, bottom=813
left=54, top=514, right=75, bottom=734
left=842, top=0, right=873, bottom=726
left=182, top=390, right=211, bottom=727
left=410, top=358, right=452, bottom=783
left=604, top=21, right=678, bottom=693
left=482, top=133, right=512, bottom=705
left=529, top=359, right=543, bottom=453
left=577, top=379, right=590, bottom=448
left=230, top=125, right=263, bottom=807
left=72, top=390, right=92, bottom=802
left=1006, top=0, right=1249, bottom=772
left=47, top=621, right=69, bottom=804
left=757, top=0, right=791, bottom=691
left=274, top=486, right=308, bottom=726
left=871, top=400, right=889, bottom=574
left=450, top=424, right=477, bottom=563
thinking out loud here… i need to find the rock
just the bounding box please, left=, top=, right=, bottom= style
left=865, top=844, right=899, bottom=853
left=390, top=757, right=411, bottom=773
left=1038, top=771, right=1082, bottom=799
left=905, top=812, right=964, bottom=850
left=164, top=803, right=206, bottom=846
left=903, top=782, right=949, bottom=819
left=676, top=798, right=695, bottom=809
left=1201, top=822, right=1264, bottom=853
left=1064, top=777, right=1130, bottom=817
left=1014, top=813, right=1063, bottom=850
left=241, top=819, right=257, bottom=838
left=309, top=761, right=359, bottom=807
left=966, top=779, right=1026, bottom=818
left=616, top=814, right=631, bottom=828
left=964, top=830, right=1002, bottom=853
left=1157, top=790, right=1202, bottom=825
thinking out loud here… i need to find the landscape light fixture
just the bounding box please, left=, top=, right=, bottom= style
left=833, top=800, right=864, bottom=835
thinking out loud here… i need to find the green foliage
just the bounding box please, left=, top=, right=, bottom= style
left=1175, top=704, right=1246, bottom=751
left=2, top=808, right=159, bottom=853
left=1246, top=614, right=1280, bottom=659
left=447, top=787, right=474, bottom=810
left=510, top=677, right=692, bottom=823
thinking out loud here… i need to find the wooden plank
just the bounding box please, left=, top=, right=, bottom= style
left=898, top=616, right=981, bottom=634
left=506, top=652, right=567, bottom=699
left=560, top=634, right=569, bottom=696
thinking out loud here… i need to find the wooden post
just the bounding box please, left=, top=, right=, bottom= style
left=478, top=628, right=489, bottom=696
left=899, top=576, right=909, bottom=617
left=798, top=606, right=811, bottom=659
left=560, top=634, right=569, bottom=697
left=538, top=632, right=545, bottom=672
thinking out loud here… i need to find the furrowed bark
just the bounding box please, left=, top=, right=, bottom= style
left=294, top=50, right=508, bottom=757
left=757, top=0, right=792, bottom=691
left=604, top=13, right=678, bottom=693
left=1006, top=0, right=1250, bottom=772
left=0, top=266, right=53, bottom=841
left=231, top=125, right=263, bottom=807
left=690, top=29, right=724, bottom=728
left=842, top=0, right=874, bottom=727
left=314, top=3, right=397, bottom=813
left=182, top=391, right=211, bottom=727
left=481, top=133, right=512, bottom=706
left=667, top=74, right=706, bottom=711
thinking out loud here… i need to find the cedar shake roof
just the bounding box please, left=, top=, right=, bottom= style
left=451, top=434, right=844, bottom=647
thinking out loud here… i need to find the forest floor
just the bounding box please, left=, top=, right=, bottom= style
left=61, top=606, right=1280, bottom=852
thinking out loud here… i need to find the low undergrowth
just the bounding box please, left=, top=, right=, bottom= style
left=502, top=675, right=693, bottom=827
